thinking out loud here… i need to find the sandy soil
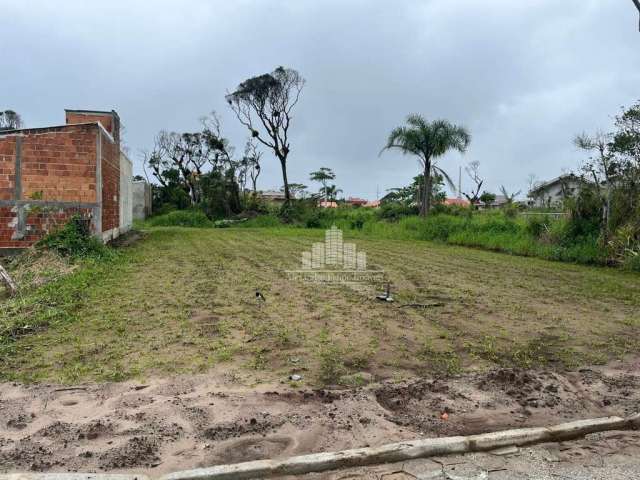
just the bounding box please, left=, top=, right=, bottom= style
left=1, top=357, right=639, bottom=476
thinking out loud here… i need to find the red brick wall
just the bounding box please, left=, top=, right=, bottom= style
left=0, top=137, right=16, bottom=200
left=20, top=125, right=98, bottom=203
left=0, top=111, right=122, bottom=249
left=66, top=111, right=120, bottom=144
left=100, top=132, right=120, bottom=232
left=0, top=124, right=105, bottom=249
left=0, top=206, right=93, bottom=248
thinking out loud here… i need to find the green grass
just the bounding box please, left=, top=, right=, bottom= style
left=146, top=210, right=213, bottom=228
left=162, top=209, right=608, bottom=267
left=1, top=226, right=639, bottom=385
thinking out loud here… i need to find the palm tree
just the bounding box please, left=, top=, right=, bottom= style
left=381, top=114, right=470, bottom=216
left=325, top=184, right=342, bottom=202
left=499, top=185, right=522, bottom=205
left=310, top=167, right=336, bottom=202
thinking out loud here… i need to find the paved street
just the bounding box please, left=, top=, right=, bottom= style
left=287, top=430, right=640, bottom=480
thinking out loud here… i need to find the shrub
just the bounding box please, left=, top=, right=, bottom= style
left=147, top=210, right=213, bottom=228
left=624, top=254, right=640, bottom=272
left=377, top=202, right=418, bottom=221
left=526, top=215, right=549, bottom=238
left=37, top=215, right=110, bottom=258
left=317, top=329, right=346, bottom=384
left=237, top=215, right=282, bottom=228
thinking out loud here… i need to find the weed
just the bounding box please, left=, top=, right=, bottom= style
left=247, top=346, right=269, bottom=370
left=419, top=339, right=462, bottom=375
left=317, top=328, right=345, bottom=384
left=37, top=215, right=112, bottom=259
left=146, top=210, right=213, bottom=228
left=212, top=340, right=235, bottom=362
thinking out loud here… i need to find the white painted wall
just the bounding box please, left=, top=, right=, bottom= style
left=530, top=179, right=582, bottom=208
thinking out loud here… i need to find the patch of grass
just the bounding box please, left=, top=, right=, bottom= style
left=316, top=328, right=346, bottom=385
left=419, top=339, right=462, bottom=375
left=146, top=210, right=213, bottom=228
left=2, top=226, right=639, bottom=385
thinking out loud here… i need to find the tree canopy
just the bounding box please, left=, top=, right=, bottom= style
left=381, top=114, right=470, bottom=216
left=226, top=66, right=305, bottom=203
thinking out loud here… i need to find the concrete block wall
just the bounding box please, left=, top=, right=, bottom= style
left=132, top=181, right=152, bottom=220
left=119, top=152, right=133, bottom=231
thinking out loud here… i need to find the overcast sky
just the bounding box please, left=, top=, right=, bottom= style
left=2, top=0, right=639, bottom=199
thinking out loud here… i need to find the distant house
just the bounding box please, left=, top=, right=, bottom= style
left=364, top=200, right=381, bottom=208
left=444, top=198, right=470, bottom=207
left=258, top=190, right=288, bottom=203
left=480, top=195, right=510, bottom=209
left=347, top=197, right=368, bottom=207
left=528, top=174, right=585, bottom=208
left=319, top=200, right=338, bottom=208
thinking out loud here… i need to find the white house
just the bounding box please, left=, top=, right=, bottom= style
left=527, top=174, right=585, bottom=208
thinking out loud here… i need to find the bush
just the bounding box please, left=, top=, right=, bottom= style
left=37, top=215, right=110, bottom=258
left=525, top=215, right=549, bottom=238
left=146, top=210, right=213, bottom=228
left=377, top=202, right=418, bottom=221
left=624, top=254, right=640, bottom=272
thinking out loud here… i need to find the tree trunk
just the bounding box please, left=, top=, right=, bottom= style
left=279, top=155, right=290, bottom=203
left=604, top=182, right=611, bottom=239
left=421, top=160, right=432, bottom=217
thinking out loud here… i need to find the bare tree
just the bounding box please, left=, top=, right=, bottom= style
left=574, top=131, right=616, bottom=236
left=0, top=110, right=23, bottom=131
left=226, top=66, right=305, bottom=203
left=244, top=139, right=262, bottom=193
left=147, top=112, right=234, bottom=204
left=462, top=161, right=484, bottom=206
left=200, top=112, right=234, bottom=169
left=500, top=185, right=522, bottom=204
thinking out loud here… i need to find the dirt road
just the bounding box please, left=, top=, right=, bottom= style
left=1, top=356, right=639, bottom=476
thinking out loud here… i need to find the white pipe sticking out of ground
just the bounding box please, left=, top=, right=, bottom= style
left=2, top=413, right=639, bottom=480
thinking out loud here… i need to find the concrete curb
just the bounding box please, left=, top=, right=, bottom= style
left=161, top=413, right=640, bottom=480
left=2, top=413, right=638, bottom=480
left=0, top=475, right=150, bottom=480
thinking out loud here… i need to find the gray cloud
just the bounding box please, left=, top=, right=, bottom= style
left=2, top=0, right=639, bottom=199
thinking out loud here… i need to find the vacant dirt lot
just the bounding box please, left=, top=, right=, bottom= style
left=1, top=227, right=639, bottom=384
left=1, top=227, right=640, bottom=475
left=1, top=356, right=640, bottom=475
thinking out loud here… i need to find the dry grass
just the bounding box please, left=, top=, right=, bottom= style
left=2, top=227, right=639, bottom=385
left=0, top=249, right=76, bottom=298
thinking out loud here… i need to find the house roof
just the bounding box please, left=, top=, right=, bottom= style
left=529, top=174, right=583, bottom=195
left=444, top=198, right=470, bottom=207
left=259, top=190, right=286, bottom=197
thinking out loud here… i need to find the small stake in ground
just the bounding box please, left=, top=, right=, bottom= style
left=376, top=282, right=394, bottom=302
left=0, top=263, right=17, bottom=297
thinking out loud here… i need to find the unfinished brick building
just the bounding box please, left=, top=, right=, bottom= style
left=0, top=109, right=132, bottom=253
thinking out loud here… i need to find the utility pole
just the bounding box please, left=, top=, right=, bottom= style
left=634, top=0, right=640, bottom=31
